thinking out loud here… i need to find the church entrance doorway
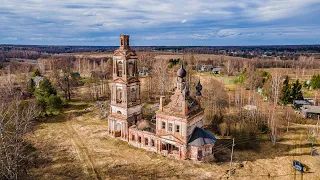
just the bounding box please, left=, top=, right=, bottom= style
left=115, top=122, right=121, bottom=137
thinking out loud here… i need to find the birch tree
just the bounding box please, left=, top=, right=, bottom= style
left=270, top=72, right=281, bottom=146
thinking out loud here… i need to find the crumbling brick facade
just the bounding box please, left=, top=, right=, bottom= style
left=108, top=35, right=216, bottom=161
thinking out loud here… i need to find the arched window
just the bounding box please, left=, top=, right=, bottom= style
left=117, top=61, right=123, bottom=77
left=117, top=111, right=122, bottom=114
left=116, top=88, right=122, bottom=103
left=128, top=62, right=134, bottom=76
left=131, top=88, right=136, bottom=102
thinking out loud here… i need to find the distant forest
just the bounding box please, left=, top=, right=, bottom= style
left=1, top=45, right=320, bottom=68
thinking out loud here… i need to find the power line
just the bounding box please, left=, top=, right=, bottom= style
left=213, top=138, right=260, bottom=154
left=229, top=138, right=235, bottom=178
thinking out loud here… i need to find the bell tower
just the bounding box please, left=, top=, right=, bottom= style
left=108, top=35, right=142, bottom=140
left=120, top=35, right=130, bottom=50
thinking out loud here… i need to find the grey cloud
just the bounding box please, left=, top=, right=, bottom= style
left=0, top=0, right=320, bottom=45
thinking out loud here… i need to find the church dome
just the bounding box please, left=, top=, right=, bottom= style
left=196, top=80, right=202, bottom=91
left=177, top=65, right=186, bottom=78
left=196, top=80, right=202, bottom=96
left=137, top=120, right=151, bottom=131
left=183, top=86, right=190, bottom=96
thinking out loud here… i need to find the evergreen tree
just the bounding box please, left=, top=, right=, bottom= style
left=26, top=78, right=35, bottom=94
left=47, top=94, right=63, bottom=113
left=280, top=76, right=291, bottom=105
left=35, top=78, right=62, bottom=115
left=37, top=78, right=57, bottom=97
left=32, top=69, right=41, bottom=77
left=291, top=79, right=303, bottom=101
left=310, top=74, right=320, bottom=89
left=237, top=67, right=246, bottom=84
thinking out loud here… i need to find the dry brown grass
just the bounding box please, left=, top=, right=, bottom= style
left=26, top=101, right=230, bottom=180
left=24, top=100, right=320, bottom=180
left=261, top=68, right=320, bottom=81
left=61, top=52, right=113, bottom=58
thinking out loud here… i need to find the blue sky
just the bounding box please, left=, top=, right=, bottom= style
left=1, top=0, right=320, bottom=46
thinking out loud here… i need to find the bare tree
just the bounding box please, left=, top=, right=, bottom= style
left=152, top=58, right=168, bottom=96
left=225, top=58, right=235, bottom=76
left=0, top=98, right=40, bottom=179
left=270, top=72, right=282, bottom=146
left=137, top=52, right=155, bottom=72
left=202, top=78, right=229, bottom=127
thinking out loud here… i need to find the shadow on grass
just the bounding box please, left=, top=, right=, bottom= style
left=104, top=160, right=199, bottom=179
left=64, top=102, right=90, bottom=111
left=214, top=136, right=320, bottom=163
left=25, top=138, right=87, bottom=180
left=35, top=100, right=92, bottom=124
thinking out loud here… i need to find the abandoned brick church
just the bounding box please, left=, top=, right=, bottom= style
left=107, top=35, right=216, bottom=161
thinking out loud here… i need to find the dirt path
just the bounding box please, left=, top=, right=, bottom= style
left=66, top=121, right=102, bottom=180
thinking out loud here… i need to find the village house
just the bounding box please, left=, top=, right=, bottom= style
left=195, top=65, right=222, bottom=74
left=301, top=105, right=320, bottom=119
left=108, top=35, right=216, bottom=161
left=212, top=66, right=223, bottom=74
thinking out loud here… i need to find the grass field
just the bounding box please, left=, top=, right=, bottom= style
left=25, top=100, right=320, bottom=180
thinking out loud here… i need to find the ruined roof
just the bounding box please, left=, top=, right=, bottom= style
left=301, top=105, right=320, bottom=114
left=293, top=100, right=312, bottom=105
left=183, top=86, right=190, bottom=96
left=162, top=91, right=200, bottom=117
left=113, top=49, right=137, bottom=57
left=188, top=127, right=216, bottom=147
left=137, top=120, right=151, bottom=131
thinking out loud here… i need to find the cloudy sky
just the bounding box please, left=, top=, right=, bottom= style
left=1, top=0, right=320, bottom=46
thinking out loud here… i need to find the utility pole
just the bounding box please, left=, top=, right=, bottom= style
left=229, top=138, right=235, bottom=178
left=317, top=115, right=319, bottom=134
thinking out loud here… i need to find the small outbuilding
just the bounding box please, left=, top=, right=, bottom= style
left=301, top=105, right=320, bottom=119
left=188, top=127, right=217, bottom=161
left=212, top=66, right=223, bottom=74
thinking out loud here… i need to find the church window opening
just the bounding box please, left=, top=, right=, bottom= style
left=168, top=123, right=173, bottom=132
left=128, top=62, right=134, bottom=76
left=176, top=125, right=180, bottom=133
left=162, top=121, right=166, bottom=129
left=117, top=61, right=123, bottom=77
left=116, top=88, right=122, bottom=103
left=131, top=88, right=136, bottom=102
left=145, top=138, right=148, bottom=146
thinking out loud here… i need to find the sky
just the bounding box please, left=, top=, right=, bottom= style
left=1, top=0, right=320, bottom=46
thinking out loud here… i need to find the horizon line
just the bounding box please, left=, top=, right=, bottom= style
left=1, top=44, right=320, bottom=47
